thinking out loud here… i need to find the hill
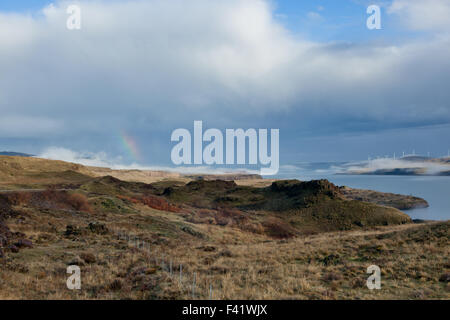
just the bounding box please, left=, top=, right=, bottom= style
left=0, top=151, right=34, bottom=157
left=0, top=155, right=447, bottom=299
left=162, top=179, right=411, bottom=234
left=0, top=156, right=93, bottom=188
left=0, top=156, right=261, bottom=187
left=340, top=186, right=429, bottom=210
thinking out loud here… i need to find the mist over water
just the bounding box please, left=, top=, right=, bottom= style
left=277, top=162, right=450, bottom=221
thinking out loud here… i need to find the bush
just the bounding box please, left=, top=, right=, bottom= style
left=5, top=192, right=32, bottom=206
left=262, top=217, right=296, bottom=239
left=67, top=193, right=91, bottom=212
left=21, top=189, right=92, bottom=213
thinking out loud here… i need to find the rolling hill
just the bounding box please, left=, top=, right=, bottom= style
left=0, top=155, right=447, bottom=299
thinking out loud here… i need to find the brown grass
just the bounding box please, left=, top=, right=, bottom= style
left=1, top=194, right=448, bottom=300
left=0, top=156, right=447, bottom=300
left=3, top=190, right=91, bottom=213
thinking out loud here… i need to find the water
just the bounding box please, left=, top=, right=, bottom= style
left=276, top=164, right=450, bottom=221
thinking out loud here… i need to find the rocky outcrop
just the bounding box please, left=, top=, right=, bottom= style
left=340, top=186, right=429, bottom=210
left=88, top=222, right=109, bottom=235
left=270, top=179, right=341, bottom=199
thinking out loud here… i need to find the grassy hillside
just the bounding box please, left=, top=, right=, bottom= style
left=163, top=179, right=411, bottom=234
left=0, top=156, right=93, bottom=188
left=0, top=192, right=447, bottom=299
left=0, top=155, right=446, bottom=299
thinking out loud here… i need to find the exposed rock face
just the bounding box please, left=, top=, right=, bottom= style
left=270, top=179, right=341, bottom=198
left=185, top=180, right=237, bottom=190
left=88, top=222, right=109, bottom=235
left=65, top=225, right=82, bottom=237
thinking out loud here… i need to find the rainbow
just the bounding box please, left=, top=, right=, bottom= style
left=120, top=131, right=141, bottom=162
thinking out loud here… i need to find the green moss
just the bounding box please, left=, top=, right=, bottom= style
left=89, top=196, right=134, bottom=214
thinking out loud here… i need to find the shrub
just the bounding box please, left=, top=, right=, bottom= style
left=262, top=217, right=296, bottom=239
left=23, top=189, right=92, bottom=213
left=67, top=193, right=91, bottom=212
left=5, top=192, right=32, bottom=206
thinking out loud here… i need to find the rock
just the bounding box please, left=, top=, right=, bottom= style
left=68, top=256, right=85, bottom=266
left=354, top=221, right=364, bottom=227
left=439, top=273, right=450, bottom=283
left=321, top=254, right=342, bottom=266
left=197, top=245, right=216, bottom=252
left=65, top=225, right=81, bottom=236
left=8, top=244, right=19, bottom=253
left=180, top=225, right=205, bottom=239
left=15, top=239, right=33, bottom=248
left=80, top=252, right=96, bottom=264
left=218, top=249, right=233, bottom=257
left=88, top=222, right=108, bottom=235
left=270, top=179, right=340, bottom=198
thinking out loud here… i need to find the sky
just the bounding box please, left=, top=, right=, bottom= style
left=0, top=0, right=449, bottom=172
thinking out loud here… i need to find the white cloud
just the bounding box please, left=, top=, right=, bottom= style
left=388, top=0, right=450, bottom=32
left=344, top=158, right=450, bottom=175
left=38, top=147, right=122, bottom=167
left=0, top=0, right=448, bottom=141
left=38, top=146, right=258, bottom=174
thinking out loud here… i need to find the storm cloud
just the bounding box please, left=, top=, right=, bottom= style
left=0, top=0, right=449, bottom=164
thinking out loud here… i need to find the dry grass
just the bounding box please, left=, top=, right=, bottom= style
left=0, top=156, right=447, bottom=300
left=1, top=198, right=448, bottom=299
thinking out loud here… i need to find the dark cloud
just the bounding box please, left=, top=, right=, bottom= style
left=0, top=0, right=449, bottom=164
